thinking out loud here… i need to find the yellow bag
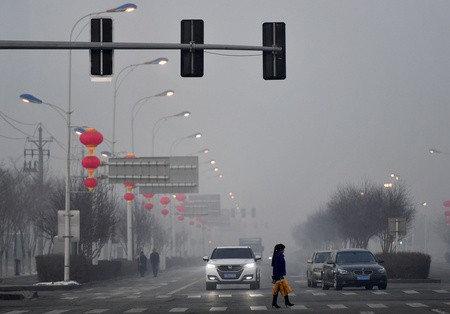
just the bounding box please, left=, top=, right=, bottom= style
left=273, top=279, right=293, bottom=297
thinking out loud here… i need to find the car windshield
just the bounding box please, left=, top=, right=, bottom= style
left=336, top=251, right=376, bottom=264
left=211, top=248, right=253, bottom=259
left=314, top=252, right=331, bottom=263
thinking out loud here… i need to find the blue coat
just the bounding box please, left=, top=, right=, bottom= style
left=272, top=251, right=286, bottom=277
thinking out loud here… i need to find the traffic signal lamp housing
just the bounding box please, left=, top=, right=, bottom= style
left=91, top=18, right=113, bottom=78
left=262, top=22, right=286, bottom=80
left=181, top=19, right=204, bottom=77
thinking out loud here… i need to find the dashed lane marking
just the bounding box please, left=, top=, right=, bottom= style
left=342, top=292, right=357, bottom=295
left=187, top=295, right=201, bottom=298
left=431, top=309, right=450, bottom=314
left=328, top=304, right=348, bottom=309
left=209, top=307, right=227, bottom=312
left=372, top=291, right=389, bottom=295
left=219, top=294, right=232, bottom=298
left=312, top=292, right=326, bottom=296
left=291, top=305, right=308, bottom=310
left=167, top=278, right=203, bottom=295
left=124, top=309, right=147, bottom=313
left=169, top=308, right=188, bottom=312
left=43, top=311, right=70, bottom=314
left=84, top=310, right=109, bottom=313
left=157, top=295, right=171, bottom=298
left=249, top=294, right=264, bottom=297
left=3, top=312, right=29, bottom=314
left=406, top=303, right=429, bottom=308
left=403, top=290, right=419, bottom=294
left=367, top=304, right=387, bottom=308
left=434, top=290, right=450, bottom=293
left=250, top=306, right=268, bottom=310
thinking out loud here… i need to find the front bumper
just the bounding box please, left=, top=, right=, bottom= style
left=206, top=267, right=258, bottom=284
left=336, top=273, right=387, bottom=287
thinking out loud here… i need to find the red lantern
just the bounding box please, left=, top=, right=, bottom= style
left=444, top=200, right=450, bottom=208
left=161, top=209, right=169, bottom=216
left=176, top=205, right=185, bottom=212
left=445, top=210, right=450, bottom=217
left=143, top=193, right=154, bottom=198
left=80, top=128, right=103, bottom=154
left=160, top=196, right=171, bottom=206
left=124, top=182, right=135, bottom=189
left=175, top=194, right=186, bottom=202
left=124, top=192, right=135, bottom=202
left=177, top=215, right=185, bottom=221
left=145, top=203, right=154, bottom=210
left=84, top=177, right=97, bottom=191
left=82, top=155, right=100, bottom=176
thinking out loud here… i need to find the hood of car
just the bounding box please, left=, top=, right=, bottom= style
left=337, top=262, right=383, bottom=270
left=208, top=258, right=254, bottom=265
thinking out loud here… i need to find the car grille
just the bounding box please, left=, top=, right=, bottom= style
left=353, top=270, right=373, bottom=275
left=217, top=265, right=243, bottom=272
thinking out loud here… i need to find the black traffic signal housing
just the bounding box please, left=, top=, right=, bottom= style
left=91, top=18, right=113, bottom=77
left=181, top=19, right=204, bottom=77
left=262, top=22, right=286, bottom=80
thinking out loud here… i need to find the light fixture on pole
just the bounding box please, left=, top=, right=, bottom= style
left=152, top=111, right=191, bottom=156
left=112, top=58, right=169, bottom=155
left=20, top=93, right=73, bottom=281
left=170, top=133, right=202, bottom=156
left=130, top=90, right=174, bottom=154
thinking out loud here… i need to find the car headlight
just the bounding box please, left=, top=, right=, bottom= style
left=244, top=262, right=256, bottom=268
left=206, top=263, right=216, bottom=269
left=336, top=268, right=348, bottom=275
left=377, top=267, right=386, bottom=274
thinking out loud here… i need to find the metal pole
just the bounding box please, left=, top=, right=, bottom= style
left=395, top=219, right=399, bottom=254
left=64, top=108, right=72, bottom=281
left=127, top=200, right=133, bottom=261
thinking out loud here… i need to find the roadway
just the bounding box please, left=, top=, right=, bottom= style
left=1, top=262, right=450, bottom=313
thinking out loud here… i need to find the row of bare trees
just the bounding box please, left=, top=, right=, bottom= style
left=0, top=163, right=168, bottom=277
left=293, top=181, right=416, bottom=253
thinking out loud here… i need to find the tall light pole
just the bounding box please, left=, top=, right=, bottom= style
left=130, top=90, right=174, bottom=154
left=112, top=57, right=168, bottom=154
left=170, top=133, right=202, bottom=156
left=20, top=93, right=73, bottom=281
left=152, top=111, right=191, bottom=156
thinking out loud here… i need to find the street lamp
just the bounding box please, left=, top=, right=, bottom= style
left=20, top=93, right=73, bottom=281
left=170, top=133, right=202, bottom=156
left=112, top=58, right=169, bottom=154
left=152, top=111, right=191, bottom=156
left=130, top=90, right=174, bottom=154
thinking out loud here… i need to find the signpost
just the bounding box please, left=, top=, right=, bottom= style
left=388, top=217, right=406, bottom=253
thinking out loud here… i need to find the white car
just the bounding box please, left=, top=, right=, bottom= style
left=203, top=246, right=261, bottom=290
left=306, top=250, right=332, bottom=287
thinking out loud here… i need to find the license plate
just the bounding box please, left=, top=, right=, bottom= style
left=356, top=275, right=370, bottom=280
left=224, top=273, right=237, bottom=279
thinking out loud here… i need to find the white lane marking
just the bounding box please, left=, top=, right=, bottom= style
left=3, top=312, right=29, bottom=314
left=167, top=278, right=203, bottom=295
left=431, top=309, right=450, bottom=314
left=406, top=303, right=429, bottom=308
left=403, top=290, right=419, bottom=294
left=328, top=304, right=347, bottom=309
left=124, top=309, right=147, bottom=313
left=169, top=308, right=188, bottom=312
left=372, top=291, right=389, bottom=295
left=188, top=295, right=201, bottom=298
left=84, top=310, right=109, bottom=314
left=434, top=290, right=450, bottom=293
left=312, top=292, right=326, bottom=296
left=219, top=294, right=232, bottom=298
left=367, top=304, right=387, bottom=308
left=342, top=292, right=357, bottom=295
left=291, top=305, right=308, bottom=310
left=93, top=296, right=110, bottom=299
left=249, top=293, right=264, bottom=297
left=124, top=295, right=140, bottom=299
left=157, top=295, right=171, bottom=298
left=209, top=307, right=227, bottom=312
left=60, top=296, right=78, bottom=300
left=250, top=306, right=267, bottom=310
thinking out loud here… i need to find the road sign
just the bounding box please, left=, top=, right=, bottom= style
left=57, top=210, right=80, bottom=242
left=108, top=156, right=198, bottom=194
left=388, top=217, right=406, bottom=236
left=184, top=194, right=221, bottom=217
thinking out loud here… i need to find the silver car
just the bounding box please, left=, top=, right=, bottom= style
left=306, top=250, right=332, bottom=287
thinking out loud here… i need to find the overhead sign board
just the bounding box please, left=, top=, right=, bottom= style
left=184, top=194, right=220, bottom=217
left=108, top=156, right=198, bottom=194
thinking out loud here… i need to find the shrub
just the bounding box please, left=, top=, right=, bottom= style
left=35, top=254, right=93, bottom=283
left=374, top=252, right=430, bottom=279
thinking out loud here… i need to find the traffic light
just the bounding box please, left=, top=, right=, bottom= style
left=262, top=22, right=286, bottom=80
left=180, top=19, right=204, bottom=77
left=91, top=18, right=113, bottom=77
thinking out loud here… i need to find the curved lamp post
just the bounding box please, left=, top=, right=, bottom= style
left=112, top=58, right=169, bottom=154
left=152, top=111, right=191, bottom=156
left=20, top=93, right=73, bottom=281
left=170, top=133, right=202, bottom=156
left=130, top=89, right=174, bottom=154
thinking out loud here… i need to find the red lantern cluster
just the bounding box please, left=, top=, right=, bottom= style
left=159, top=195, right=171, bottom=216
left=143, top=193, right=154, bottom=212
left=79, top=128, right=103, bottom=191
left=175, top=194, right=186, bottom=221
left=123, top=153, right=136, bottom=204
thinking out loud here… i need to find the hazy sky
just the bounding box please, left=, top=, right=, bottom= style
left=1, top=1, right=450, bottom=250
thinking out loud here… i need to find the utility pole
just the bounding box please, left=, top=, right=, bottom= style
left=24, top=123, right=52, bottom=255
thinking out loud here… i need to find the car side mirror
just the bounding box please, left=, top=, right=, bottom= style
left=255, top=255, right=262, bottom=261
left=307, top=259, right=312, bottom=263
left=202, top=256, right=209, bottom=262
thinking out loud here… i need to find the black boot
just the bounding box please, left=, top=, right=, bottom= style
left=284, top=295, right=294, bottom=307
left=272, top=294, right=281, bottom=308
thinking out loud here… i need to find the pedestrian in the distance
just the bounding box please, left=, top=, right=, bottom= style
left=150, top=248, right=160, bottom=277
left=137, top=251, right=148, bottom=277
left=271, top=243, right=294, bottom=308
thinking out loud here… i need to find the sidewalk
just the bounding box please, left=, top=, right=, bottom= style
left=0, top=274, right=80, bottom=291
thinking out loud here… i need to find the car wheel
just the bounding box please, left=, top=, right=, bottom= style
left=334, top=276, right=342, bottom=290
left=378, top=283, right=387, bottom=290
left=311, top=279, right=317, bottom=287
left=365, top=284, right=373, bottom=290
left=206, top=283, right=217, bottom=290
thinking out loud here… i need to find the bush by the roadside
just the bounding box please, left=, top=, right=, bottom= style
left=374, top=252, right=430, bottom=279
left=166, top=256, right=204, bottom=269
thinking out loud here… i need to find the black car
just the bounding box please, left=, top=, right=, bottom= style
left=322, top=248, right=387, bottom=290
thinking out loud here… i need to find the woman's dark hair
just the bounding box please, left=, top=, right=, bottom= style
left=271, top=243, right=286, bottom=267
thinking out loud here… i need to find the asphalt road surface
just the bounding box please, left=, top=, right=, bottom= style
left=1, top=262, right=450, bottom=313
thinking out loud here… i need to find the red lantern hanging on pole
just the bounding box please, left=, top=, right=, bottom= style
left=145, top=203, right=154, bottom=211
left=84, top=177, right=97, bottom=192
left=177, top=215, right=185, bottom=222
left=82, top=155, right=101, bottom=176
left=161, top=208, right=169, bottom=216
left=124, top=192, right=135, bottom=204
left=176, top=205, right=185, bottom=213
left=160, top=196, right=171, bottom=206
left=175, top=194, right=186, bottom=202
left=80, top=128, right=103, bottom=154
